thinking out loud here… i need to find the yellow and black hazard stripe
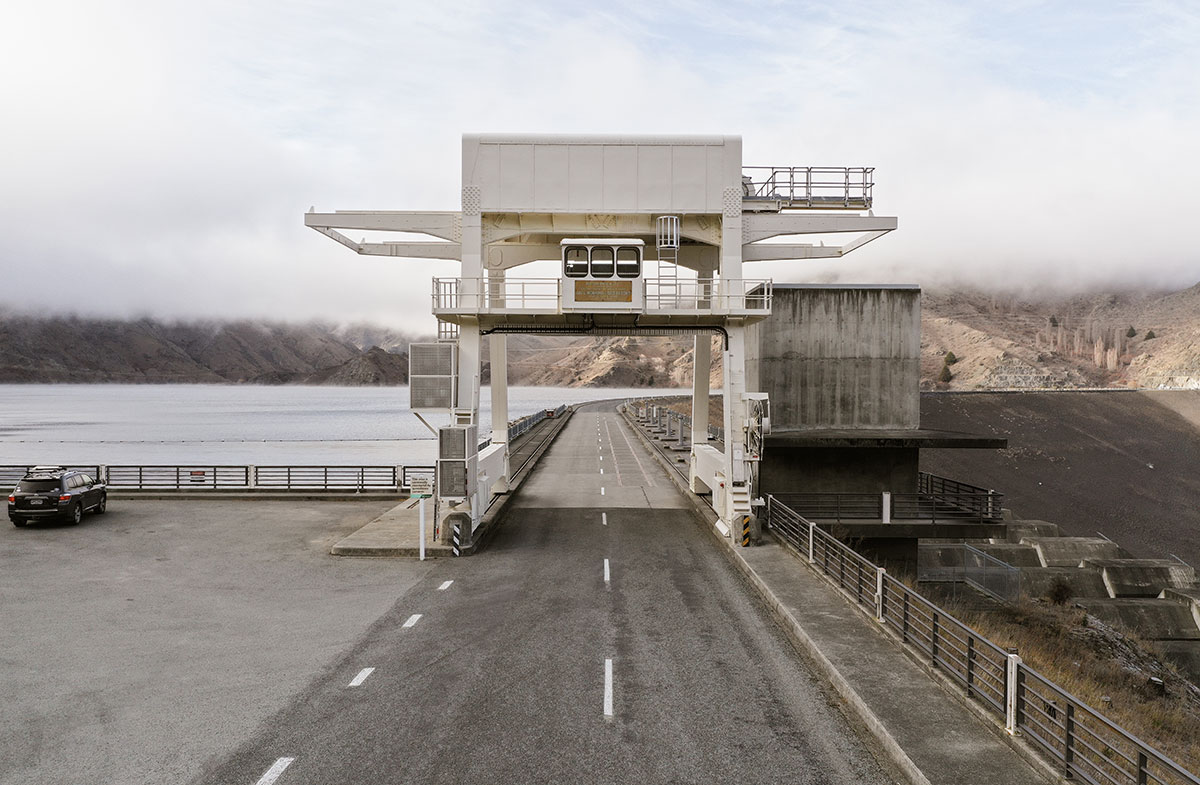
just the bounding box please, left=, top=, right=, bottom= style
left=741, top=515, right=752, bottom=547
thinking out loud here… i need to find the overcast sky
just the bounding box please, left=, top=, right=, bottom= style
left=2, top=1, right=1197, bottom=332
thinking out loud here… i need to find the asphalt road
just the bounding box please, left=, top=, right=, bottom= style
left=193, top=404, right=896, bottom=785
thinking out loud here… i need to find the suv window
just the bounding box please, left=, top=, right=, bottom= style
left=81, top=475, right=94, bottom=486
left=18, top=479, right=60, bottom=493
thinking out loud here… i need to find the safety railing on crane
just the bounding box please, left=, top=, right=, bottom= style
left=432, top=278, right=771, bottom=315
left=742, top=166, right=874, bottom=209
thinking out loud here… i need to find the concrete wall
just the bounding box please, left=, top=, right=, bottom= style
left=746, top=285, right=921, bottom=430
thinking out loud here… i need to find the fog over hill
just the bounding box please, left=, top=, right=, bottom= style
left=1, top=281, right=1197, bottom=388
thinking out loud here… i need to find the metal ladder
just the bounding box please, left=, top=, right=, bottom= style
left=655, top=215, right=681, bottom=308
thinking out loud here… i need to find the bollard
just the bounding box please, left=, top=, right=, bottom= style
left=451, top=521, right=461, bottom=557
left=741, top=515, right=751, bottom=547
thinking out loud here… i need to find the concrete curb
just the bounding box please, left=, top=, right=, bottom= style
left=619, top=406, right=934, bottom=785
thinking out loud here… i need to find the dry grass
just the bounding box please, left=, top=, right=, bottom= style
left=947, top=597, right=1200, bottom=773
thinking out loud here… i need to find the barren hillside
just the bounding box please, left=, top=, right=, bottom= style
left=924, top=284, right=1200, bottom=389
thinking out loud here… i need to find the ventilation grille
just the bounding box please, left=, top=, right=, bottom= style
left=410, top=343, right=455, bottom=376
left=438, top=425, right=477, bottom=460
left=438, top=457, right=475, bottom=499
left=409, top=343, right=456, bottom=411
left=410, top=377, right=452, bottom=410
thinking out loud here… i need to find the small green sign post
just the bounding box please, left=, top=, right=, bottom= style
left=410, top=477, right=434, bottom=560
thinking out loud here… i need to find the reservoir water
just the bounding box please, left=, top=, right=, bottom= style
left=0, top=384, right=676, bottom=466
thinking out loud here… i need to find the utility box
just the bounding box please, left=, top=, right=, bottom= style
left=409, top=343, right=457, bottom=412
left=437, top=425, right=478, bottom=500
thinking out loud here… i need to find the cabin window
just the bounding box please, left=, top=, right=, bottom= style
left=616, top=247, right=640, bottom=278
left=590, top=247, right=614, bottom=278
left=564, top=246, right=588, bottom=278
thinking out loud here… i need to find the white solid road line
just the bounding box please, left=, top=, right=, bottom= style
left=437, top=580, right=453, bottom=591
left=602, top=512, right=607, bottom=526
left=604, top=659, right=614, bottom=718
left=603, top=558, right=610, bottom=584
left=255, top=757, right=295, bottom=785
left=402, top=614, right=422, bottom=628
left=348, top=667, right=375, bottom=687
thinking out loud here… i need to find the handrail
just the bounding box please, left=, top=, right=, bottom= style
left=766, top=495, right=1200, bottom=785
left=432, top=277, right=772, bottom=315
left=774, top=490, right=1004, bottom=523
left=1, top=464, right=436, bottom=492
left=742, top=166, right=874, bottom=209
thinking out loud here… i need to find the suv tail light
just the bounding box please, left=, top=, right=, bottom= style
left=6, top=495, right=12, bottom=503
left=59, top=494, right=71, bottom=502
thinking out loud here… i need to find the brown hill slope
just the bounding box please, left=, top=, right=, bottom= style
left=924, top=284, right=1200, bottom=389
left=0, top=317, right=361, bottom=383
left=919, top=390, right=1200, bottom=566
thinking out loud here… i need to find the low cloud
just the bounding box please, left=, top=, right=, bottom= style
left=1, top=1, right=1197, bottom=332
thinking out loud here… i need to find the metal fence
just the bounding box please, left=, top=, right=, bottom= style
left=1, top=464, right=436, bottom=492
left=766, top=496, right=1199, bottom=785
left=917, top=543, right=1020, bottom=603
left=774, top=488, right=1003, bottom=523
left=625, top=401, right=724, bottom=444
left=0, top=465, right=103, bottom=486
left=507, top=404, right=567, bottom=443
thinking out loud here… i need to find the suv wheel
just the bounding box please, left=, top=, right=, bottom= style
left=69, top=503, right=82, bottom=526
left=96, top=494, right=107, bottom=514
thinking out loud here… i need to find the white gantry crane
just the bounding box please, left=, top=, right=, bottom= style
left=305, top=134, right=895, bottom=542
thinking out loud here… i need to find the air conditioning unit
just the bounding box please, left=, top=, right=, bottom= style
left=409, top=343, right=457, bottom=412
left=437, top=425, right=478, bottom=500
left=438, top=425, right=477, bottom=460
left=438, top=455, right=477, bottom=500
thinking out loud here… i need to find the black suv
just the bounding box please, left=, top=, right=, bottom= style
left=8, top=467, right=107, bottom=527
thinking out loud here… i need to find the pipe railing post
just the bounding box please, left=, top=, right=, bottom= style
left=966, top=637, right=975, bottom=698
left=1006, top=651, right=1023, bottom=735
left=807, top=519, right=815, bottom=563
left=1064, top=703, right=1075, bottom=777
left=875, top=567, right=886, bottom=623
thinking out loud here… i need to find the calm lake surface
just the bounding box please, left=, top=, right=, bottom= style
left=0, top=385, right=677, bottom=466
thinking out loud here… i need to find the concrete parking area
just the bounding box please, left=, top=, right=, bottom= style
left=0, top=499, right=426, bottom=785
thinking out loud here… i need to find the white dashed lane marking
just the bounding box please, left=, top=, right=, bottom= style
left=603, top=659, right=614, bottom=718
left=255, top=757, right=294, bottom=785
left=348, top=668, right=375, bottom=687
left=402, top=614, right=422, bottom=628
left=437, top=580, right=453, bottom=591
